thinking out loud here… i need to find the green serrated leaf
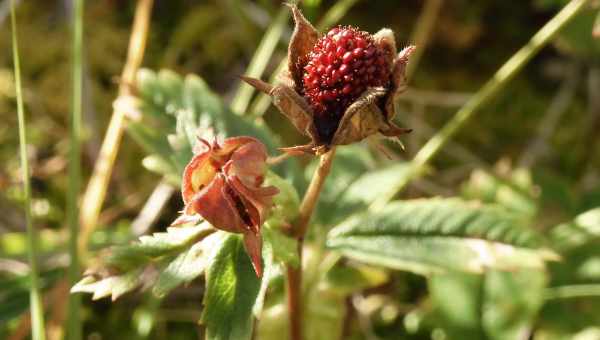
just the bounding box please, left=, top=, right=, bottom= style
left=106, top=224, right=213, bottom=270
left=71, top=269, right=144, bottom=301
left=72, top=225, right=215, bottom=301
left=327, top=198, right=556, bottom=275
left=202, top=234, right=268, bottom=340
left=153, top=232, right=218, bottom=297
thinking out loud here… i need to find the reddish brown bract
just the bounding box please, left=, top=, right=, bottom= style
left=302, top=26, right=392, bottom=142
left=173, top=136, right=279, bottom=277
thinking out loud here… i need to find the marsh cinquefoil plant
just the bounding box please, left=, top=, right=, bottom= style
left=70, top=3, right=592, bottom=340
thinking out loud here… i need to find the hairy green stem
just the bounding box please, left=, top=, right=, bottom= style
left=67, top=0, right=84, bottom=338
left=370, top=0, right=591, bottom=211
left=10, top=1, right=46, bottom=339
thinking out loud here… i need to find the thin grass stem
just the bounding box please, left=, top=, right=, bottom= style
left=66, top=0, right=84, bottom=338
left=10, top=0, right=46, bottom=339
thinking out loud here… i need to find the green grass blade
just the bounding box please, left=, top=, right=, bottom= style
left=369, top=0, right=592, bottom=211
left=67, top=0, right=84, bottom=339
left=230, top=4, right=292, bottom=115
left=10, top=1, right=47, bottom=339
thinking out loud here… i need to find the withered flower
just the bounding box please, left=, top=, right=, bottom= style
left=242, top=4, right=415, bottom=155
left=172, top=136, right=279, bottom=277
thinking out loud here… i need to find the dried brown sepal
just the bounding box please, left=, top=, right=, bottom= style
left=385, top=45, right=416, bottom=119
left=286, top=3, right=319, bottom=91
left=241, top=76, right=318, bottom=141
left=331, top=87, right=388, bottom=146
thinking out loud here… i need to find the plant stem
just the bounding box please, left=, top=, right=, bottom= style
left=78, top=0, right=153, bottom=255
left=292, top=148, right=337, bottom=239
left=370, top=0, right=591, bottom=211
left=286, top=148, right=336, bottom=340
left=66, top=0, right=84, bottom=338
left=10, top=1, right=46, bottom=339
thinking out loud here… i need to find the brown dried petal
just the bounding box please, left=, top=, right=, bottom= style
left=331, top=87, right=388, bottom=146
left=242, top=231, right=263, bottom=277
left=385, top=45, right=416, bottom=119
left=224, top=162, right=279, bottom=233
left=241, top=76, right=319, bottom=141
left=286, top=3, right=319, bottom=89
left=224, top=137, right=268, bottom=186
left=188, top=174, right=247, bottom=234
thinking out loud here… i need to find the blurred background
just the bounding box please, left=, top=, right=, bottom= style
left=1, top=0, right=600, bottom=339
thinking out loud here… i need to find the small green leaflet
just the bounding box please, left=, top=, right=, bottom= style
left=202, top=233, right=273, bottom=340
left=71, top=224, right=214, bottom=300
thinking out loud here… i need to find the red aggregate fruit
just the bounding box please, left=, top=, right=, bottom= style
left=301, top=26, right=392, bottom=142
left=241, top=4, right=414, bottom=155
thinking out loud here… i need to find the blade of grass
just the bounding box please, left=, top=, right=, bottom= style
left=230, top=3, right=292, bottom=114
left=248, top=0, right=362, bottom=117
left=78, top=0, right=153, bottom=255
left=10, top=0, right=46, bottom=339
left=369, top=0, right=592, bottom=211
left=66, top=0, right=84, bottom=338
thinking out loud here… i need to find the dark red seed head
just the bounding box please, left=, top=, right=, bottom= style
left=302, top=26, right=392, bottom=142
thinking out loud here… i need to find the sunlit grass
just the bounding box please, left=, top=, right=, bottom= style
left=10, top=0, right=47, bottom=339
left=67, top=0, right=84, bottom=339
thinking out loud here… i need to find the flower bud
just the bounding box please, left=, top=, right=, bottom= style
left=173, top=136, right=279, bottom=277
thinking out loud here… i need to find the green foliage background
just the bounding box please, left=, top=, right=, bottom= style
left=1, top=0, right=600, bottom=339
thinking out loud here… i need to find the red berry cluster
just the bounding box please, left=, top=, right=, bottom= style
left=302, top=26, right=391, bottom=142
